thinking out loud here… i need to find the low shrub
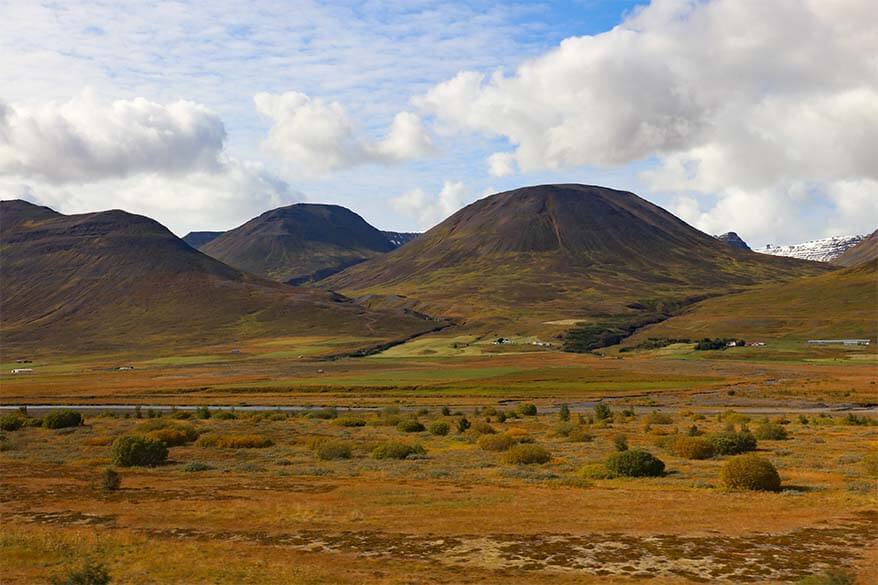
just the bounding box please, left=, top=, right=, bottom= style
left=669, top=436, right=715, bottom=460
left=796, top=570, right=855, bottom=585
left=555, top=422, right=576, bottom=437
left=580, top=462, right=617, bottom=479
left=517, top=403, right=538, bottom=416
left=612, top=433, right=629, bottom=452
left=863, top=452, right=878, bottom=477
left=720, top=454, right=781, bottom=491
left=334, top=417, right=366, bottom=427
left=644, top=412, right=673, bottom=425
left=441, top=406, right=451, bottom=416
left=146, top=424, right=199, bottom=447
left=195, top=406, right=211, bottom=419
left=316, top=440, right=353, bottom=460
left=170, top=411, right=192, bottom=420
left=197, top=434, right=273, bottom=449
left=101, top=468, right=121, bottom=491
left=754, top=421, right=789, bottom=440
left=605, top=449, right=665, bottom=477
left=456, top=417, right=471, bottom=433
left=568, top=428, right=594, bottom=443
left=470, top=421, right=496, bottom=435
left=428, top=421, right=450, bottom=436
left=397, top=419, right=425, bottom=433
left=212, top=411, right=237, bottom=420
left=44, top=409, right=83, bottom=429
left=50, top=560, right=110, bottom=585
left=0, top=413, right=26, bottom=431
left=709, top=431, right=757, bottom=455
left=111, top=435, right=168, bottom=467
left=307, top=408, right=338, bottom=420
left=371, top=441, right=425, bottom=460
left=558, top=403, right=570, bottom=421
left=504, top=444, right=551, bottom=465
left=184, top=461, right=213, bottom=472
left=593, top=402, right=612, bottom=421
left=477, top=433, right=517, bottom=451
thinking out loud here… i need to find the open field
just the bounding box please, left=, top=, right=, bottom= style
left=1, top=402, right=876, bottom=584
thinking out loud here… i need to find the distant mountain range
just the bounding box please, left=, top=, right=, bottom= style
left=715, top=232, right=750, bottom=250
left=756, top=234, right=865, bottom=263
left=0, top=200, right=438, bottom=354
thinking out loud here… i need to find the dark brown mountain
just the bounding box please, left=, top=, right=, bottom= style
left=324, top=184, right=831, bottom=332
left=199, top=204, right=395, bottom=284
left=0, top=200, right=437, bottom=354
left=715, top=232, right=750, bottom=250
left=832, top=229, right=878, bottom=267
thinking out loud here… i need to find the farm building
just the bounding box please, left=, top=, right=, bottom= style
left=807, top=339, right=870, bottom=346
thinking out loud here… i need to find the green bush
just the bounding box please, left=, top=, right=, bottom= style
left=720, top=454, right=781, bottom=492
left=709, top=431, right=757, bottom=455
left=644, top=412, right=673, bottom=425
left=669, top=436, right=715, bottom=460
left=44, top=410, right=83, bottom=429
left=456, top=417, right=471, bottom=433
left=184, top=461, right=213, bottom=472
left=796, top=570, right=855, bottom=585
left=477, top=433, right=517, bottom=451
left=593, top=403, right=612, bottom=421
left=195, top=406, right=211, bottom=419
left=580, top=462, right=617, bottom=479
left=504, top=444, right=551, bottom=464
left=145, top=424, right=199, bottom=447
left=612, top=433, right=629, bottom=452
left=470, top=421, right=496, bottom=435
left=101, top=468, right=121, bottom=491
left=517, top=403, right=537, bottom=416
left=397, top=419, right=425, bottom=433
left=428, top=421, right=450, bottom=436
left=111, top=435, right=168, bottom=467
left=441, top=406, right=451, bottom=416
left=605, top=449, right=665, bottom=477
left=0, top=413, right=26, bottom=431
left=196, top=434, right=273, bottom=449
left=754, top=421, right=789, bottom=440
left=555, top=422, right=575, bottom=437
left=50, top=560, right=111, bottom=585
left=334, top=417, right=366, bottom=427
left=316, top=440, right=353, bottom=460
left=307, top=408, right=338, bottom=420
left=212, top=411, right=237, bottom=420
left=558, top=403, right=570, bottom=421
left=371, top=442, right=425, bottom=460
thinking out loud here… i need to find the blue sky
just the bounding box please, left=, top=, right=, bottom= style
left=1, top=1, right=875, bottom=247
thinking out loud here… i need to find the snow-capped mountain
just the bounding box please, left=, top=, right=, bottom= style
left=756, top=235, right=865, bottom=263
left=382, top=231, right=420, bottom=248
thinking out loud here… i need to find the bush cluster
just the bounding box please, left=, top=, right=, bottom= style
left=709, top=431, right=757, bottom=455
left=428, top=421, right=450, bottom=436
left=44, top=409, right=83, bottom=429
left=517, top=403, right=537, bottom=416
left=143, top=423, right=199, bottom=447
left=50, top=560, right=111, bottom=585
left=197, top=434, right=273, bottom=449
left=503, top=444, right=551, bottom=465
left=720, top=454, right=781, bottom=491
left=397, top=419, right=425, bottom=433
left=605, top=449, right=665, bottom=477
left=334, top=417, right=366, bottom=427
left=371, top=441, right=425, bottom=460
left=754, top=421, right=789, bottom=440
left=668, top=436, right=715, bottom=459
left=111, top=435, right=168, bottom=467
left=0, top=413, right=26, bottom=431
left=477, top=433, right=517, bottom=452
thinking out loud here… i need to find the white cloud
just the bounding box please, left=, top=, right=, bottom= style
left=390, top=180, right=468, bottom=229
left=254, top=91, right=433, bottom=175
left=417, top=0, right=878, bottom=244
left=0, top=92, right=226, bottom=183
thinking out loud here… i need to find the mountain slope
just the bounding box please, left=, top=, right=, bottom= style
left=626, top=259, right=878, bottom=342
left=0, top=200, right=437, bottom=354
left=324, top=184, right=830, bottom=332
left=832, top=229, right=878, bottom=267
left=756, top=235, right=864, bottom=263
left=199, top=204, right=395, bottom=284
left=715, top=232, right=750, bottom=250
left=182, top=230, right=223, bottom=248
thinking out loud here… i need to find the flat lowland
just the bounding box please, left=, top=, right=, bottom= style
left=1, top=401, right=876, bottom=584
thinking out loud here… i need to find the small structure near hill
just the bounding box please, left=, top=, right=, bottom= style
left=808, top=339, right=871, bottom=346
left=11, top=368, right=33, bottom=374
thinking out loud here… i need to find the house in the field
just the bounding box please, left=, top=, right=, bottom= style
left=10, top=368, right=33, bottom=374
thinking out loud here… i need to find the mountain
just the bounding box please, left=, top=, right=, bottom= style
left=832, top=229, right=878, bottom=267
left=0, top=200, right=438, bottom=354
left=182, top=230, right=223, bottom=248
left=382, top=231, right=420, bottom=248
left=715, top=232, right=750, bottom=250
left=626, top=258, right=877, bottom=343
left=199, top=204, right=395, bottom=285
left=756, top=235, right=864, bottom=263
left=324, top=184, right=830, bottom=332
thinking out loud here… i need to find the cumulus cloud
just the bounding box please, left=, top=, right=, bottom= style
left=390, top=180, right=468, bottom=229
left=254, top=91, right=434, bottom=174
left=0, top=92, right=226, bottom=183
left=417, top=0, right=878, bottom=244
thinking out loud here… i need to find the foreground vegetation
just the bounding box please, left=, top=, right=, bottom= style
left=1, top=401, right=876, bottom=583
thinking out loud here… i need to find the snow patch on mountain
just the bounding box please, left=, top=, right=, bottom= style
left=756, top=235, right=865, bottom=263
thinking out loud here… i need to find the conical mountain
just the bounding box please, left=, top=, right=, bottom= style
left=0, top=200, right=436, bottom=354
left=324, top=184, right=829, bottom=331
left=199, top=204, right=395, bottom=284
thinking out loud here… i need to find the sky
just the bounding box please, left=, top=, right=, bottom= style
left=1, top=0, right=876, bottom=247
